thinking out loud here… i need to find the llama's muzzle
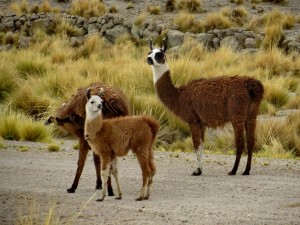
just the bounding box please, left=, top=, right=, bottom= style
left=147, top=57, right=153, bottom=65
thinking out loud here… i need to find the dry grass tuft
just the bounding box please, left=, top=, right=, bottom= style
left=263, top=24, right=284, bottom=49
left=70, top=0, right=106, bottom=18
left=134, top=12, right=146, bottom=27
left=10, top=0, right=29, bottom=15
left=174, top=11, right=196, bottom=32
left=147, top=5, right=161, bottom=15
left=177, top=0, right=202, bottom=13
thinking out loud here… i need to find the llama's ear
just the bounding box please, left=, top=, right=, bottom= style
left=162, top=37, right=167, bottom=52
left=86, top=88, right=91, bottom=100
left=149, top=39, right=154, bottom=50
left=98, top=87, right=104, bottom=99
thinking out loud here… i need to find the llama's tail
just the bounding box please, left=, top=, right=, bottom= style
left=143, top=116, right=160, bottom=140
left=246, top=79, right=264, bottom=102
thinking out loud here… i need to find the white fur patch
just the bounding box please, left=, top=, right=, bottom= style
left=148, top=49, right=169, bottom=84
left=85, top=95, right=103, bottom=120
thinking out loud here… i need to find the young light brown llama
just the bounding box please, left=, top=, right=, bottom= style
left=84, top=88, right=159, bottom=201
left=147, top=39, right=264, bottom=176
left=45, top=83, right=130, bottom=195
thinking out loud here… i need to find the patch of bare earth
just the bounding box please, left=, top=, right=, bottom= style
left=0, top=140, right=299, bottom=225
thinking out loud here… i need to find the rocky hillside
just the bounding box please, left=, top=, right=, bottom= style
left=0, top=0, right=299, bottom=52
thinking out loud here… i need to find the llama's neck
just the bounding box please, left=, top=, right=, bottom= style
left=85, top=110, right=103, bottom=138
left=152, top=66, right=180, bottom=115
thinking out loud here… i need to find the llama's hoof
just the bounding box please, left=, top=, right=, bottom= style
left=136, top=197, right=143, bottom=201
left=96, top=198, right=104, bottom=202
left=242, top=171, right=250, bottom=175
left=95, top=183, right=102, bottom=190
left=115, top=196, right=122, bottom=200
left=143, top=196, right=149, bottom=200
left=192, top=168, right=202, bottom=176
left=67, top=188, right=76, bottom=193
left=108, top=188, right=114, bottom=196
left=228, top=171, right=236, bottom=175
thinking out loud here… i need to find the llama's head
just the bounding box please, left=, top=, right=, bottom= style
left=147, top=38, right=167, bottom=67
left=85, top=88, right=104, bottom=118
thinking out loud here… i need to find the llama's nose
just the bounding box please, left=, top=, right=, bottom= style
left=98, top=104, right=102, bottom=110
left=147, top=57, right=153, bottom=65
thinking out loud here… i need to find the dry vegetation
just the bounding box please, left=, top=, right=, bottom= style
left=0, top=0, right=300, bottom=159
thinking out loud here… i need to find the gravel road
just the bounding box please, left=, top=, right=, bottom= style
left=0, top=140, right=299, bottom=225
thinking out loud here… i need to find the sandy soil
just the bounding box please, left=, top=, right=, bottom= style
left=0, top=139, right=299, bottom=225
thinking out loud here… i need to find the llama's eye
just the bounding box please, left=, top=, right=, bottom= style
left=91, top=101, right=94, bottom=104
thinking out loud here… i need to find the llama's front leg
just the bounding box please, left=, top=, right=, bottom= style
left=190, top=123, right=204, bottom=176
left=67, top=138, right=89, bottom=193
left=193, top=144, right=204, bottom=176
left=96, top=163, right=111, bottom=202
left=111, top=159, right=122, bottom=200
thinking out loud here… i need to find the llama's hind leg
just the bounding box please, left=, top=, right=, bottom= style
left=145, top=149, right=156, bottom=199
left=243, top=120, right=256, bottom=175
left=136, top=153, right=151, bottom=201
left=111, top=158, right=122, bottom=200
left=229, top=122, right=245, bottom=175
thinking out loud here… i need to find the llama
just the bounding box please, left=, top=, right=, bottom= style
left=84, top=88, right=159, bottom=201
left=45, top=83, right=130, bottom=194
left=147, top=39, right=264, bottom=176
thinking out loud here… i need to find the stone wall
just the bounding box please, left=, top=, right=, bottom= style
left=0, top=12, right=299, bottom=53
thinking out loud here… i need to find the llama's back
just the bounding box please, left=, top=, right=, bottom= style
left=183, top=76, right=264, bottom=127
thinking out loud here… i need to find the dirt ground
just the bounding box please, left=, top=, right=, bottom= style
left=0, top=139, right=299, bottom=225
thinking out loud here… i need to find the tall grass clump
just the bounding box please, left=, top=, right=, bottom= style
left=263, top=25, right=284, bottom=49
left=264, top=80, right=290, bottom=109
left=287, top=112, right=300, bottom=155
left=177, top=0, right=202, bottom=13
left=255, top=118, right=296, bottom=159
left=254, top=48, right=293, bottom=76
left=10, top=85, right=51, bottom=118
left=54, top=21, right=83, bottom=37
left=203, top=12, right=233, bottom=31
left=16, top=60, right=47, bottom=78
left=70, top=0, right=106, bottom=18
left=19, top=118, right=53, bottom=142
left=134, top=13, right=146, bottom=27
left=0, top=67, right=17, bottom=101
left=147, top=5, right=161, bottom=15
left=0, top=111, right=22, bottom=140
left=174, top=11, right=196, bottom=32
left=0, top=110, right=53, bottom=142
left=10, top=0, right=29, bottom=15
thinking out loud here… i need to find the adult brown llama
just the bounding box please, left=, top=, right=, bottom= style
left=45, top=83, right=130, bottom=194
left=84, top=88, right=159, bottom=201
left=147, top=39, right=264, bottom=176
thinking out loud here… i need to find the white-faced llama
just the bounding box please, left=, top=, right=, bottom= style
left=147, top=39, right=264, bottom=176
left=45, top=83, right=130, bottom=195
left=84, top=88, right=159, bottom=201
